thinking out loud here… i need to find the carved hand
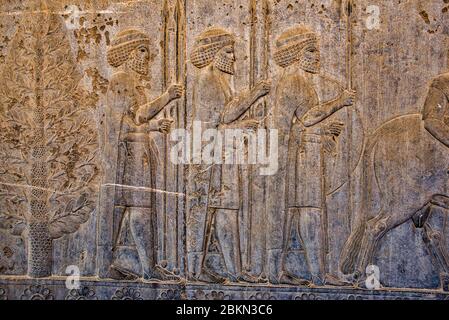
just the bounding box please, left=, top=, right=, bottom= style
left=253, top=80, right=271, bottom=99
left=341, top=89, right=356, bottom=107
left=158, top=118, right=174, bottom=134
left=168, top=84, right=184, bottom=101
left=323, top=121, right=345, bottom=137
left=242, top=119, right=260, bottom=131
left=444, top=116, right=449, bottom=126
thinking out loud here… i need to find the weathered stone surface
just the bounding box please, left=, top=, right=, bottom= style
left=0, top=0, right=449, bottom=299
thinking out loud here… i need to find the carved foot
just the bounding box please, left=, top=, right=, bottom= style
left=196, top=268, right=226, bottom=284
left=323, top=274, right=354, bottom=287
left=353, top=271, right=385, bottom=290
left=255, top=275, right=269, bottom=284
left=109, top=265, right=139, bottom=281
left=441, top=273, right=449, bottom=292
left=278, top=271, right=312, bottom=286
left=310, top=275, right=325, bottom=287
left=234, top=273, right=259, bottom=284
left=347, top=270, right=366, bottom=288
left=144, top=265, right=181, bottom=282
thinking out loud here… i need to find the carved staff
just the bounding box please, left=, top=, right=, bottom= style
left=174, top=0, right=186, bottom=274
left=346, top=0, right=353, bottom=91
left=161, top=0, right=170, bottom=262
left=345, top=0, right=354, bottom=235
left=321, top=0, right=355, bottom=272
left=322, top=0, right=355, bottom=274
left=246, top=0, right=257, bottom=272
left=162, top=0, right=170, bottom=92
left=249, top=0, right=257, bottom=89
left=246, top=0, right=270, bottom=275
left=346, top=0, right=354, bottom=220
left=260, top=0, right=270, bottom=278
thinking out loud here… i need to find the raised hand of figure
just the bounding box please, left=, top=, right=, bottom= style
left=341, top=89, right=356, bottom=107
left=444, top=116, right=449, bottom=126
left=253, top=80, right=271, bottom=99
left=168, top=84, right=184, bottom=101
left=323, top=121, right=345, bottom=137
left=243, top=119, right=260, bottom=131
left=158, top=118, right=174, bottom=134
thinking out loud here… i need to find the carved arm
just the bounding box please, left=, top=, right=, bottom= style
left=300, top=90, right=355, bottom=127
left=222, top=80, right=270, bottom=124
left=135, top=84, right=183, bottom=125
left=135, top=92, right=172, bottom=125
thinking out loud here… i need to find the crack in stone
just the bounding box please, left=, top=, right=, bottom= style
left=102, top=183, right=185, bottom=197
left=0, top=182, right=186, bottom=197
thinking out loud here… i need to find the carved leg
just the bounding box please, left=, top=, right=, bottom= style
left=128, top=207, right=155, bottom=277
left=298, top=207, right=325, bottom=285
left=340, top=223, right=366, bottom=275
left=354, top=214, right=390, bottom=282
left=421, top=209, right=449, bottom=291
left=214, top=208, right=258, bottom=283
left=278, top=208, right=312, bottom=286
left=197, top=208, right=226, bottom=284
left=277, top=207, right=295, bottom=283
left=215, top=208, right=240, bottom=282
left=129, top=207, right=179, bottom=281
left=109, top=207, right=140, bottom=281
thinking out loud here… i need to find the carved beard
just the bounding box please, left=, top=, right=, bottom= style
left=299, top=54, right=320, bottom=74
left=214, top=52, right=235, bottom=75
left=126, top=52, right=149, bottom=76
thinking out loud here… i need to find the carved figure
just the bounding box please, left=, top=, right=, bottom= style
left=103, top=28, right=183, bottom=281
left=273, top=25, right=355, bottom=286
left=188, top=27, right=270, bottom=283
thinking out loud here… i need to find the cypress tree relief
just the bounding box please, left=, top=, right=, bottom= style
left=0, top=3, right=98, bottom=277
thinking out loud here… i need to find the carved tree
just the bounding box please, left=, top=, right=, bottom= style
left=0, top=7, right=98, bottom=277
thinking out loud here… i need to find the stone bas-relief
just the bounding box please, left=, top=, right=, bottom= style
left=272, top=25, right=355, bottom=287
left=101, top=28, right=183, bottom=281
left=340, top=72, right=449, bottom=289
left=0, top=0, right=449, bottom=300
left=187, top=27, right=270, bottom=284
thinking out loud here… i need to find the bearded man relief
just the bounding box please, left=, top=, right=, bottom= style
left=272, top=25, right=356, bottom=286
left=102, top=28, right=183, bottom=281
left=187, top=27, right=271, bottom=283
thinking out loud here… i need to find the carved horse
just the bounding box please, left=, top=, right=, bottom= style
left=340, top=114, right=449, bottom=287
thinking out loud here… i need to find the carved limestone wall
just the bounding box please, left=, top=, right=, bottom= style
left=0, top=0, right=449, bottom=299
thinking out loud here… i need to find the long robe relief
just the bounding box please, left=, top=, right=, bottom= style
left=0, top=0, right=448, bottom=299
